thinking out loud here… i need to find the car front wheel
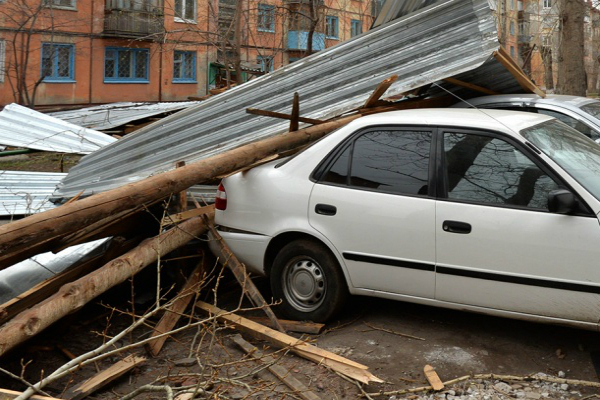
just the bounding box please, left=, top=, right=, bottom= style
left=270, top=240, right=348, bottom=322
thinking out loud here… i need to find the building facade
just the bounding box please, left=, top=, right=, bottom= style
left=0, top=0, right=381, bottom=107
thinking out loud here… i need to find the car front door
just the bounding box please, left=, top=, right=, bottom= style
left=308, top=126, right=436, bottom=299
left=434, top=128, right=600, bottom=323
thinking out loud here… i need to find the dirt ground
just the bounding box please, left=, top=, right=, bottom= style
left=0, top=152, right=81, bottom=173
left=2, top=270, right=600, bottom=400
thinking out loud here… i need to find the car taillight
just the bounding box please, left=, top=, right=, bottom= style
left=215, top=182, right=227, bottom=210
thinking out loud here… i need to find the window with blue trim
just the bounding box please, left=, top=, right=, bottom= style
left=258, top=55, right=274, bottom=72
left=351, top=19, right=362, bottom=37
left=326, top=16, right=339, bottom=39
left=173, top=51, right=196, bottom=82
left=258, top=4, right=275, bottom=32
left=41, top=43, right=75, bottom=82
left=104, top=47, right=149, bottom=82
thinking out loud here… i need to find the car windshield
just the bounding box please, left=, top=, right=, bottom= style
left=580, top=102, right=600, bottom=119
left=521, top=119, right=600, bottom=202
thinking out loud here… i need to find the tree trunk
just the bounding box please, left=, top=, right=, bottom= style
left=234, top=0, right=243, bottom=84
left=0, top=214, right=213, bottom=357
left=306, top=0, right=318, bottom=55
left=556, top=0, right=587, bottom=96
left=0, top=116, right=360, bottom=268
left=542, top=46, right=555, bottom=90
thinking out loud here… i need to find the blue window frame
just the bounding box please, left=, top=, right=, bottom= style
left=351, top=19, right=362, bottom=37
left=173, top=50, right=196, bottom=82
left=104, top=47, right=149, bottom=83
left=258, top=4, right=275, bottom=32
left=258, top=55, right=274, bottom=72
left=41, top=43, right=75, bottom=82
left=326, top=16, right=339, bottom=39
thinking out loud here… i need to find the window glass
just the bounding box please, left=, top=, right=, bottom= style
left=351, top=19, right=362, bottom=37
left=536, top=109, right=596, bottom=139
left=444, top=132, right=559, bottom=209
left=326, top=16, right=339, bottom=39
left=175, top=0, right=196, bottom=21
left=104, top=48, right=149, bottom=82
left=41, top=43, right=74, bottom=81
left=258, top=4, right=275, bottom=32
left=580, top=102, right=600, bottom=119
left=321, top=130, right=431, bottom=195
left=173, top=50, right=196, bottom=81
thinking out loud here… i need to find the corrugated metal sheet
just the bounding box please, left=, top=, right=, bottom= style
left=0, top=238, right=111, bottom=304
left=0, top=104, right=116, bottom=154
left=0, top=171, right=66, bottom=216
left=55, top=0, right=514, bottom=199
left=49, top=101, right=202, bottom=130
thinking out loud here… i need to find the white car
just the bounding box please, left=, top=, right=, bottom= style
left=214, top=109, right=600, bottom=329
left=453, top=94, right=600, bottom=141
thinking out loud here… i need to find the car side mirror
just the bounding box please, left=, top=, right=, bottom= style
left=548, top=189, right=576, bottom=214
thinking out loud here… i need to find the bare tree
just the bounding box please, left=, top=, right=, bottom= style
left=556, top=0, right=587, bottom=95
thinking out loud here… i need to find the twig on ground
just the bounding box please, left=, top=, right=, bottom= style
left=362, top=322, right=425, bottom=341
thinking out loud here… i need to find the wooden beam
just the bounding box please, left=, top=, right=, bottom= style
left=232, top=335, right=322, bottom=400
left=363, top=75, right=398, bottom=108
left=359, top=95, right=455, bottom=115
left=246, top=108, right=325, bottom=125
left=494, top=49, right=546, bottom=98
left=63, top=355, right=146, bottom=400
left=246, top=316, right=324, bottom=334
left=442, top=77, right=499, bottom=95
left=163, top=205, right=215, bottom=226
left=196, top=301, right=383, bottom=384
left=146, top=261, right=205, bottom=357
left=205, top=220, right=285, bottom=333
left=290, top=92, right=300, bottom=132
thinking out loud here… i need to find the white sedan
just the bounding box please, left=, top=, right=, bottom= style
left=214, top=109, right=600, bottom=329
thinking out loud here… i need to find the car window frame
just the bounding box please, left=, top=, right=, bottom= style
left=436, top=126, right=594, bottom=216
left=311, top=125, right=437, bottom=199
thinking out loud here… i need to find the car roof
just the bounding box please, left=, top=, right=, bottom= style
left=348, top=108, right=555, bottom=136
left=460, top=94, right=600, bottom=109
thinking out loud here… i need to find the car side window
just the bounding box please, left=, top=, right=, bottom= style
left=444, top=132, right=559, bottom=209
left=322, top=130, right=432, bottom=196
left=535, top=109, right=596, bottom=139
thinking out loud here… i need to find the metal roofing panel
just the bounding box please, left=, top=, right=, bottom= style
left=49, top=101, right=202, bottom=130
left=0, top=104, right=116, bottom=154
left=55, top=0, right=511, bottom=199
left=0, top=170, right=66, bottom=216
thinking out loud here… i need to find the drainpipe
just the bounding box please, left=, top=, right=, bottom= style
left=89, top=0, right=94, bottom=105
left=158, top=42, right=163, bottom=102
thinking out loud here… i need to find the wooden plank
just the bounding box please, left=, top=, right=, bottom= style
left=246, top=316, right=324, bottom=334
left=363, top=75, right=398, bottom=108
left=290, top=92, right=300, bottom=132
left=196, top=301, right=383, bottom=384
left=359, top=95, right=455, bottom=115
left=63, top=355, right=146, bottom=400
left=442, top=77, right=499, bottom=95
left=232, top=335, right=322, bottom=400
left=163, top=205, right=215, bottom=225
left=146, top=262, right=205, bottom=357
left=493, top=49, right=546, bottom=98
left=205, top=220, right=285, bottom=333
left=0, top=388, right=63, bottom=400
left=424, top=364, right=444, bottom=391
left=246, top=108, right=325, bottom=125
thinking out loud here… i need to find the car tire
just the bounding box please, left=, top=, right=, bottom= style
left=270, top=239, right=348, bottom=322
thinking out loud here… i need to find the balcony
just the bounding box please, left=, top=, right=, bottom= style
left=288, top=31, right=325, bottom=51
left=104, top=8, right=164, bottom=39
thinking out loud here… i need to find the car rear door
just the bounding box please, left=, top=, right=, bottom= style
left=308, top=126, right=436, bottom=298
left=434, top=128, right=600, bottom=323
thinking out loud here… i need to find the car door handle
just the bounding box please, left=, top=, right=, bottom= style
left=315, top=203, right=337, bottom=216
left=442, top=220, right=471, bottom=234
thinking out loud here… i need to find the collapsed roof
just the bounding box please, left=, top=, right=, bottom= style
left=54, top=0, right=539, bottom=200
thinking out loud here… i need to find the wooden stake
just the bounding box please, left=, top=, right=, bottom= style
left=205, top=219, right=285, bottom=333
left=232, top=335, right=322, bottom=400
left=63, top=354, right=146, bottom=400
left=424, top=364, right=444, bottom=391
left=196, top=301, right=383, bottom=384
left=290, top=92, right=300, bottom=132
left=363, top=75, right=398, bottom=108
left=246, top=108, right=324, bottom=125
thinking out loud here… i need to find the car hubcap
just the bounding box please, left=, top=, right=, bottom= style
left=283, top=258, right=326, bottom=312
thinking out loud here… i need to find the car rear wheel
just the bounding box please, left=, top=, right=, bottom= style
left=270, top=240, right=348, bottom=322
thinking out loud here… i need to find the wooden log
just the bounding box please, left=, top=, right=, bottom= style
left=0, top=213, right=213, bottom=357
left=0, top=115, right=358, bottom=268
left=63, top=355, right=146, bottom=400
left=245, top=316, right=324, bottom=334
left=196, top=301, right=383, bottom=384
left=0, top=389, right=63, bottom=400
left=290, top=92, right=300, bottom=132
left=205, top=220, right=285, bottom=333
left=363, top=75, right=398, bottom=108
left=145, top=261, right=205, bottom=357
left=246, top=108, right=325, bottom=125
left=175, top=161, right=187, bottom=212
left=232, top=334, right=322, bottom=400
left=442, top=77, right=499, bottom=95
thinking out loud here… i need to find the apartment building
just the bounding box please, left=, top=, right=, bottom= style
left=0, top=0, right=381, bottom=107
